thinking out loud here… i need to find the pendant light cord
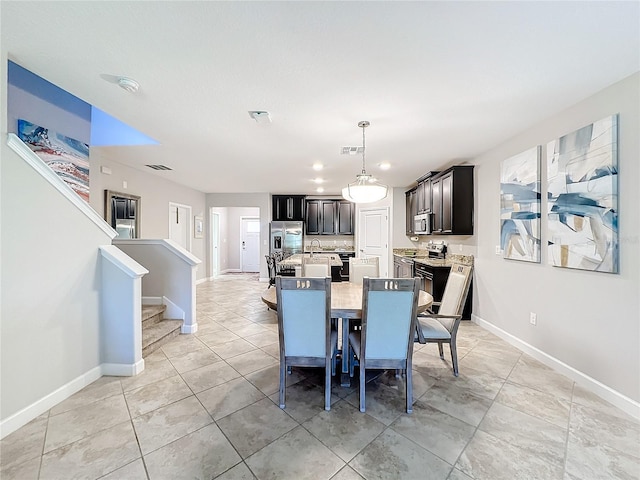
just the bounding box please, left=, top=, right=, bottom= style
left=361, top=123, right=367, bottom=175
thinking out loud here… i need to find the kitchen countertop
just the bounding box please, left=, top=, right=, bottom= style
left=303, top=248, right=355, bottom=253
left=279, top=253, right=345, bottom=267
left=393, top=249, right=474, bottom=267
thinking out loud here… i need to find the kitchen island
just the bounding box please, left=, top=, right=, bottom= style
left=278, top=253, right=344, bottom=281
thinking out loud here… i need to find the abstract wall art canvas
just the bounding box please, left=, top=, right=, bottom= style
left=547, top=115, right=618, bottom=273
left=500, top=146, right=541, bottom=263
left=17, top=119, right=90, bottom=203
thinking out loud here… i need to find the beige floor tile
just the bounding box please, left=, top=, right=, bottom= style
left=244, top=331, right=279, bottom=348
left=50, top=376, right=123, bottom=415
left=181, top=361, right=241, bottom=393
left=125, top=374, right=193, bottom=417
left=120, top=357, right=179, bottom=393
left=0, top=413, right=48, bottom=469
left=479, top=402, right=567, bottom=464
left=0, top=455, right=41, bottom=480
left=391, top=399, right=476, bottom=465
left=40, top=421, right=139, bottom=480
left=197, top=377, right=266, bottom=420
left=44, top=394, right=131, bottom=453
left=144, top=424, right=241, bottom=480
left=167, top=347, right=222, bottom=374
left=495, top=381, right=570, bottom=428
left=331, top=465, right=365, bottom=480
left=456, top=430, right=564, bottom=480
left=198, top=329, right=242, bottom=348
left=447, top=468, right=474, bottom=480
left=303, top=400, right=385, bottom=462
left=350, top=429, right=451, bottom=480
left=244, top=364, right=306, bottom=396
left=428, top=364, right=505, bottom=400
left=233, top=323, right=271, bottom=338
left=507, top=355, right=574, bottom=400
left=209, top=338, right=258, bottom=360
left=564, top=431, right=640, bottom=480
left=226, top=349, right=278, bottom=376
left=245, top=426, right=344, bottom=480
left=213, top=462, right=256, bottom=479
left=572, top=383, right=638, bottom=422
left=99, top=458, right=147, bottom=479
left=161, top=335, right=207, bottom=358
left=132, top=395, right=213, bottom=454
left=459, top=350, right=519, bottom=379
left=419, top=382, right=492, bottom=427
left=216, top=398, right=298, bottom=458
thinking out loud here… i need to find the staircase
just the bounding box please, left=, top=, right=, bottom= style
left=142, top=305, right=183, bottom=357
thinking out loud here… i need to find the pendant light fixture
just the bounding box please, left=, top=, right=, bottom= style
left=342, top=121, right=388, bottom=204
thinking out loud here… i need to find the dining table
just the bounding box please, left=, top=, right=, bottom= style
left=261, top=281, right=433, bottom=387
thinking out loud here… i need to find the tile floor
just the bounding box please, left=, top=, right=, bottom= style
left=2, top=273, right=639, bottom=479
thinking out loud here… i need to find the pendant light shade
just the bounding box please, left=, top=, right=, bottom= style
left=342, top=121, right=388, bottom=204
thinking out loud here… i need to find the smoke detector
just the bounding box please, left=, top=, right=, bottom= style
left=117, top=77, right=140, bottom=93
left=248, top=111, right=271, bottom=124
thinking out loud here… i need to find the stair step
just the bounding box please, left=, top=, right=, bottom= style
left=142, top=304, right=166, bottom=326
left=142, top=319, right=183, bottom=358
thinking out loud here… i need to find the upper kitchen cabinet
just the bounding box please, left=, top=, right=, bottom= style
left=272, top=195, right=306, bottom=221
left=305, top=199, right=354, bottom=235
left=405, top=187, right=417, bottom=235
left=431, top=165, right=474, bottom=235
left=416, top=172, right=438, bottom=213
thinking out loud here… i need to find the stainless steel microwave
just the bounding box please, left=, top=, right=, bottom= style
left=414, top=213, right=431, bottom=234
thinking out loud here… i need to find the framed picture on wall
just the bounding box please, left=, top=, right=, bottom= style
left=194, top=215, right=204, bottom=238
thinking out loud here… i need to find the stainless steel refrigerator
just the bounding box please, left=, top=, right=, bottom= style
left=270, top=221, right=304, bottom=255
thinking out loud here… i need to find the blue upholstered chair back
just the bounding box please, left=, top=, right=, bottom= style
left=279, top=279, right=328, bottom=357
left=362, top=279, right=418, bottom=360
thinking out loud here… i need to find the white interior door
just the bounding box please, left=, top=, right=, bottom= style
left=169, top=202, right=192, bottom=251
left=241, top=217, right=260, bottom=272
left=357, top=207, right=390, bottom=277
left=210, top=211, right=220, bottom=277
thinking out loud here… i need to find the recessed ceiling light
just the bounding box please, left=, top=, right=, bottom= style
left=317, top=187, right=325, bottom=193
left=117, top=76, right=140, bottom=93
left=313, top=163, right=323, bottom=171
left=313, top=178, right=324, bottom=184
left=248, top=111, right=271, bottom=124
left=378, top=162, right=391, bottom=170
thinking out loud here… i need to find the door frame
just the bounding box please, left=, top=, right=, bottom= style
left=239, top=216, right=261, bottom=273
left=356, top=206, right=390, bottom=277
left=210, top=210, right=220, bottom=278
left=168, top=202, right=192, bottom=252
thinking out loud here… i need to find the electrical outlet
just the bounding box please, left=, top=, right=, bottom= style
left=495, top=245, right=501, bottom=255
left=529, top=312, right=537, bottom=326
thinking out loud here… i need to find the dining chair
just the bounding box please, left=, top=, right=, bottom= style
left=275, top=276, right=336, bottom=411
left=349, top=256, right=379, bottom=285
left=265, top=255, right=277, bottom=288
left=301, top=256, right=330, bottom=278
left=415, top=263, right=473, bottom=376
left=348, top=277, right=420, bottom=413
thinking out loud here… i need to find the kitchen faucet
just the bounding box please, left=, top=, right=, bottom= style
left=310, top=239, right=321, bottom=257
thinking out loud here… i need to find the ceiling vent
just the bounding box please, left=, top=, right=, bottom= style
left=146, top=164, right=172, bottom=171
left=341, top=146, right=364, bottom=155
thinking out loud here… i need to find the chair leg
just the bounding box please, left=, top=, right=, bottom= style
left=450, top=341, right=459, bottom=377
left=359, top=361, right=366, bottom=413
left=406, top=364, right=413, bottom=414
left=438, top=342, right=444, bottom=359
left=279, top=360, right=286, bottom=409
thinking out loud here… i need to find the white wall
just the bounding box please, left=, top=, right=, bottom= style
left=90, top=149, right=207, bottom=280
left=0, top=141, right=113, bottom=423
left=473, top=73, right=639, bottom=404
left=207, top=193, right=270, bottom=279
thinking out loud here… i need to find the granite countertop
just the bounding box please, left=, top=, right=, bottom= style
left=393, top=249, right=474, bottom=267
left=303, top=247, right=355, bottom=253
left=279, top=253, right=344, bottom=267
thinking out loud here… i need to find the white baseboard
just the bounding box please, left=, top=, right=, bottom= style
left=181, top=323, right=198, bottom=334
left=196, top=277, right=207, bottom=285
left=221, top=268, right=241, bottom=273
left=162, top=296, right=185, bottom=320
left=101, top=359, right=145, bottom=377
left=472, top=314, right=640, bottom=420
left=0, top=365, right=102, bottom=439
left=142, top=296, right=162, bottom=305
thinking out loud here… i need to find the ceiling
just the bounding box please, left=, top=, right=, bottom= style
left=2, top=1, right=639, bottom=196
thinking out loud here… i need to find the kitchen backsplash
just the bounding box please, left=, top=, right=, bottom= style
left=305, top=235, right=354, bottom=251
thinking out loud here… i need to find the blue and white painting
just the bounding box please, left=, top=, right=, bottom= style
left=500, top=146, right=541, bottom=263
left=17, top=119, right=90, bottom=202
left=547, top=115, right=618, bottom=273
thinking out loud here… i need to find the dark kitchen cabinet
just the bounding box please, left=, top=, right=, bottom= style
left=305, top=199, right=354, bottom=235
left=272, top=195, right=306, bottom=221
left=405, top=188, right=417, bottom=235
left=430, top=166, right=474, bottom=235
